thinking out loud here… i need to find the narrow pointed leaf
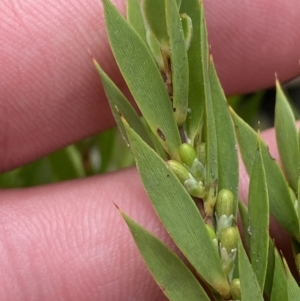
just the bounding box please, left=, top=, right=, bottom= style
left=102, top=0, right=181, bottom=160
left=270, top=249, right=288, bottom=301
left=264, top=239, right=275, bottom=299
left=180, top=0, right=205, bottom=144
left=141, top=0, right=182, bottom=52
left=94, top=61, right=153, bottom=148
left=275, top=80, right=299, bottom=192
left=238, top=200, right=275, bottom=298
left=203, top=62, right=218, bottom=215
left=180, top=14, right=193, bottom=51
left=209, top=58, right=239, bottom=214
left=238, top=241, right=264, bottom=301
left=127, top=0, right=147, bottom=44
left=238, top=200, right=250, bottom=247
left=200, top=29, right=217, bottom=196
left=124, top=121, right=230, bottom=298
left=298, top=173, right=300, bottom=217
left=121, top=212, right=211, bottom=301
left=231, top=109, right=299, bottom=239
left=141, top=0, right=169, bottom=51
left=165, top=0, right=189, bottom=126
left=283, top=256, right=300, bottom=300
left=248, top=139, right=269, bottom=290
left=146, top=29, right=164, bottom=70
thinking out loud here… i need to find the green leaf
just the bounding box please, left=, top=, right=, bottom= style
left=202, top=60, right=218, bottom=216
left=239, top=201, right=275, bottom=298
left=231, top=109, right=300, bottom=239
left=211, top=292, right=226, bottom=301
left=96, top=128, right=118, bottom=173
left=238, top=240, right=264, bottom=301
left=228, top=91, right=264, bottom=127
left=16, top=160, right=53, bottom=186
left=123, top=121, right=230, bottom=298
left=238, top=200, right=250, bottom=247
left=165, top=0, right=189, bottom=126
left=180, top=0, right=205, bottom=144
left=94, top=61, right=153, bottom=148
left=199, top=23, right=217, bottom=205
left=275, top=80, right=299, bottom=192
left=141, top=0, right=169, bottom=52
left=209, top=58, right=239, bottom=215
left=298, top=174, right=300, bottom=218
left=238, top=201, right=275, bottom=299
left=127, top=0, right=147, bottom=44
left=13, top=145, right=85, bottom=186
left=283, top=256, right=300, bottom=300
left=102, top=0, right=181, bottom=160
left=0, top=169, right=22, bottom=188
left=146, top=29, right=164, bottom=70
left=121, top=212, right=211, bottom=301
left=270, top=248, right=288, bottom=301
left=48, top=145, right=85, bottom=180
left=180, top=14, right=193, bottom=51
left=248, top=138, right=269, bottom=291
left=264, top=239, right=275, bottom=299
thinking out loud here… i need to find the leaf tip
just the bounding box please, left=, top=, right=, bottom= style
left=113, top=202, right=121, bottom=211
left=275, top=74, right=281, bottom=89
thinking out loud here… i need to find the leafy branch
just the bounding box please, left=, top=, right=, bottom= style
left=95, top=0, right=300, bottom=300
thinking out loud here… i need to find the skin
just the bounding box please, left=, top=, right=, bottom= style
left=0, top=0, right=299, bottom=300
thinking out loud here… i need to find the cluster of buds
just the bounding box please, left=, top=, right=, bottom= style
left=168, top=143, right=207, bottom=199
left=215, top=189, right=235, bottom=237
left=220, top=227, right=238, bottom=280
left=169, top=143, right=239, bottom=286
left=214, top=189, right=238, bottom=280
left=168, top=143, right=220, bottom=217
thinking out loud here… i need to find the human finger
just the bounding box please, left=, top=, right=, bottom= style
left=1, top=0, right=299, bottom=171
left=0, top=169, right=170, bottom=301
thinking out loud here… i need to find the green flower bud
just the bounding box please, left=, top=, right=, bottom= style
left=230, top=278, right=241, bottom=300
left=216, top=215, right=234, bottom=239
left=220, top=246, right=237, bottom=278
left=215, top=189, right=235, bottom=219
left=189, top=158, right=205, bottom=182
left=179, top=143, right=197, bottom=167
left=220, top=227, right=238, bottom=253
left=184, top=178, right=206, bottom=199
left=167, top=160, right=190, bottom=183
left=221, top=248, right=237, bottom=278
left=196, top=142, right=206, bottom=166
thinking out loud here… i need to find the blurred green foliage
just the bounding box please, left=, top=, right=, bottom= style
left=0, top=128, right=134, bottom=188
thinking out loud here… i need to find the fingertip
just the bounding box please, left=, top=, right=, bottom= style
left=0, top=169, right=170, bottom=301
